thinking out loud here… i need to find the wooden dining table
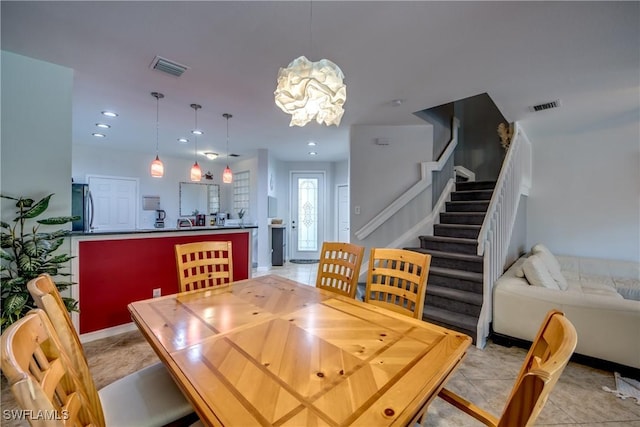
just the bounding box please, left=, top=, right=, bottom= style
left=128, top=274, right=472, bottom=426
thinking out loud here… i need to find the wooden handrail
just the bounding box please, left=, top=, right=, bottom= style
left=354, top=118, right=459, bottom=240
left=475, top=122, right=532, bottom=347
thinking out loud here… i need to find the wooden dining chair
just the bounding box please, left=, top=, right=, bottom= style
left=437, top=310, right=578, bottom=427
left=175, top=241, right=234, bottom=292
left=315, top=242, right=365, bottom=298
left=1, top=309, right=101, bottom=426
left=365, top=248, right=431, bottom=319
left=27, top=273, right=195, bottom=427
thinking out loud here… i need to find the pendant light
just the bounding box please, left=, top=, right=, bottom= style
left=222, top=113, right=233, bottom=183
left=150, top=92, right=164, bottom=178
left=190, top=103, right=202, bottom=182
left=274, top=1, right=345, bottom=127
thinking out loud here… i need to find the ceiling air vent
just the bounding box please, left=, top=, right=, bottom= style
left=150, top=56, right=189, bottom=77
left=530, top=99, right=561, bottom=112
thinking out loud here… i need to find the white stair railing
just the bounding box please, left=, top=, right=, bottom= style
left=475, top=122, right=531, bottom=347
left=355, top=119, right=459, bottom=240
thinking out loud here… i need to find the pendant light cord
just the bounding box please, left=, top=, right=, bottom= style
left=223, top=113, right=232, bottom=164
left=155, top=96, right=159, bottom=156
left=309, top=0, right=313, bottom=56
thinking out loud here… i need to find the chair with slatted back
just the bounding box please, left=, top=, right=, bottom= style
left=27, top=273, right=195, bottom=427
left=437, top=310, right=578, bottom=426
left=365, top=248, right=431, bottom=319
left=315, top=242, right=365, bottom=299
left=175, top=241, right=234, bottom=292
left=1, top=309, right=100, bottom=427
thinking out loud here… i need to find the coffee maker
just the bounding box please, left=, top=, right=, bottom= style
left=154, top=210, right=166, bottom=228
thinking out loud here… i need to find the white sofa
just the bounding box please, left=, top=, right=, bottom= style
left=493, top=245, right=640, bottom=369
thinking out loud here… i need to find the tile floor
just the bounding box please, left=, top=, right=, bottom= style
left=2, top=262, right=639, bottom=426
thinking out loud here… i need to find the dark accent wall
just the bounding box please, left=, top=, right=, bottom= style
left=453, top=93, right=507, bottom=181
left=414, top=104, right=455, bottom=209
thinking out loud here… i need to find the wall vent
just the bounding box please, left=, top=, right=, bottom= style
left=374, top=137, right=390, bottom=146
left=530, top=99, right=561, bottom=112
left=150, top=56, right=189, bottom=77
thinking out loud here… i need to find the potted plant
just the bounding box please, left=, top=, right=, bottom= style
left=0, top=193, right=79, bottom=331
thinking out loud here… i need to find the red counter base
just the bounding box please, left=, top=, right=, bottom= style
left=78, top=232, right=250, bottom=334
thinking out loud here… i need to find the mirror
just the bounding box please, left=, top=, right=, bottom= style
left=179, top=182, right=220, bottom=217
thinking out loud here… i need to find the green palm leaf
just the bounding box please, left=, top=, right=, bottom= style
left=38, top=216, right=80, bottom=225
left=18, top=194, right=53, bottom=219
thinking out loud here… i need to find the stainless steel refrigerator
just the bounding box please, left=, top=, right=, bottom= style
left=71, top=183, right=94, bottom=232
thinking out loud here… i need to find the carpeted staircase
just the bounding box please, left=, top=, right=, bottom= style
left=406, top=180, right=495, bottom=343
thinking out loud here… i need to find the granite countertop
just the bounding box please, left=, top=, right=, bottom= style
left=71, top=225, right=257, bottom=236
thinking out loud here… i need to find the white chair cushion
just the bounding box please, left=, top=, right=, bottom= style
left=532, top=243, right=569, bottom=290
left=522, top=254, right=560, bottom=290
left=99, top=362, right=193, bottom=427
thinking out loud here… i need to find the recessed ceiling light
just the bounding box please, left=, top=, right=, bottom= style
left=204, top=152, right=218, bottom=160
left=96, top=123, right=111, bottom=129
left=191, top=129, right=203, bottom=136
left=177, top=138, right=189, bottom=144
left=101, top=111, right=118, bottom=117
left=92, top=133, right=106, bottom=138
left=307, top=141, right=317, bottom=146
left=309, top=151, right=317, bottom=156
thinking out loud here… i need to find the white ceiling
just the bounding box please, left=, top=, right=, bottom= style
left=2, top=1, right=638, bottom=164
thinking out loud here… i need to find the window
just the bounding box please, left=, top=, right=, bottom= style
left=233, top=171, right=250, bottom=217
left=208, top=184, right=220, bottom=214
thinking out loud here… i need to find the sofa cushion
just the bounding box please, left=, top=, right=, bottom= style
left=532, top=243, right=569, bottom=290
left=522, top=254, right=560, bottom=290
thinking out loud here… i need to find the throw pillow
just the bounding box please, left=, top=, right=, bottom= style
left=522, top=254, right=560, bottom=290
left=532, top=243, right=569, bottom=291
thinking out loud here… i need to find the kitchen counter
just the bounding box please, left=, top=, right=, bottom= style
left=70, top=227, right=255, bottom=339
left=71, top=224, right=257, bottom=236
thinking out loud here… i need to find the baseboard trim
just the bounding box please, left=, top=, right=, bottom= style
left=490, top=332, right=640, bottom=378
left=79, top=322, right=138, bottom=343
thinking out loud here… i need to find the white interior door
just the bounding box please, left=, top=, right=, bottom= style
left=87, top=175, right=137, bottom=231
left=290, top=172, right=325, bottom=260
left=337, top=184, right=349, bottom=242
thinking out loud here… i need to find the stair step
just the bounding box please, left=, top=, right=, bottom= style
left=445, top=200, right=489, bottom=213
left=440, top=212, right=485, bottom=225
left=427, top=285, right=483, bottom=307
left=429, top=266, right=483, bottom=283
left=427, top=267, right=483, bottom=294
left=455, top=180, right=496, bottom=192
left=419, top=235, right=478, bottom=255
left=451, top=189, right=493, bottom=201
left=407, top=248, right=483, bottom=273
left=425, top=289, right=482, bottom=317
left=422, top=306, right=478, bottom=342
left=434, top=224, right=481, bottom=239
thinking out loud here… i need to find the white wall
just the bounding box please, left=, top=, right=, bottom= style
left=526, top=120, right=640, bottom=262
left=349, top=124, right=433, bottom=251
left=1, top=51, right=73, bottom=219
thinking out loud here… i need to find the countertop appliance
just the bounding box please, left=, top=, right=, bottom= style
left=72, top=183, right=94, bottom=232
left=216, top=212, right=226, bottom=226
left=155, top=210, right=166, bottom=228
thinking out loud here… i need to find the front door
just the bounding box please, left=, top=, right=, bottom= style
left=290, top=172, right=325, bottom=260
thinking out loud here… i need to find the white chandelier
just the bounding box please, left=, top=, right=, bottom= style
left=274, top=56, right=346, bottom=127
